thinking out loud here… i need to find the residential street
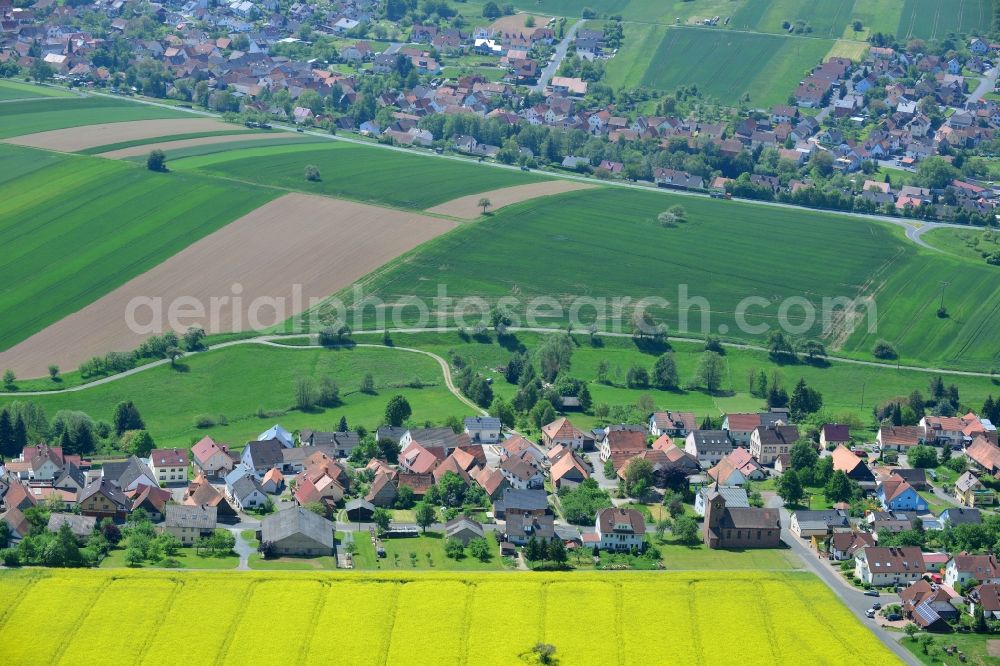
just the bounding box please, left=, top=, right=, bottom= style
left=532, top=19, right=584, bottom=94
left=968, top=67, right=998, bottom=105
left=766, top=496, right=916, bottom=665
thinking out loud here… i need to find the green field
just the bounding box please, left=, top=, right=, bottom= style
left=0, top=145, right=276, bottom=351
left=605, top=26, right=833, bottom=107
left=0, top=569, right=900, bottom=665
left=0, top=343, right=469, bottom=448
left=0, top=80, right=77, bottom=100
left=330, top=186, right=1000, bottom=369
left=0, top=96, right=188, bottom=138
left=732, top=0, right=855, bottom=37
left=78, top=129, right=257, bottom=155
left=896, top=0, right=994, bottom=40
left=124, top=134, right=329, bottom=161
left=171, top=142, right=546, bottom=210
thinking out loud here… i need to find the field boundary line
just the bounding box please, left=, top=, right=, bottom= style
left=0, top=571, right=43, bottom=628
left=378, top=582, right=403, bottom=666
left=51, top=575, right=115, bottom=665
left=458, top=581, right=474, bottom=665
left=686, top=580, right=705, bottom=665
left=213, top=579, right=258, bottom=666
left=133, top=578, right=185, bottom=665
left=297, top=580, right=330, bottom=663
left=752, top=579, right=784, bottom=664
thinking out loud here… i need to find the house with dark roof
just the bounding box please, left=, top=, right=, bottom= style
left=345, top=499, right=375, bottom=523
left=684, top=431, right=733, bottom=469
left=694, top=485, right=747, bottom=517
left=749, top=425, right=799, bottom=465
left=499, top=455, right=543, bottom=489
left=900, top=579, right=958, bottom=627
left=939, top=507, right=981, bottom=527
left=944, top=553, right=1000, bottom=588
left=241, top=439, right=285, bottom=477
left=299, top=430, right=360, bottom=458
left=464, top=416, right=502, bottom=444
left=970, top=583, right=1000, bottom=620
left=493, top=488, right=548, bottom=520
left=855, top=546, right=926, bottom=586
left=162, top=504, right=217, bottom=545
left=648, top=411, right=697, bottom=438
left=260, top=507, right=334, bottom=556
left=101, top=456, right=157, bottom=492
left=77, top=478, right=131, bottom=520
left=703, top=485, right=780, bottom=549
left=365, top=473, right=398, bottom=507
left=790, top=509, right=850, bottom=538
left=505, top=512, right=555, bottom=545
left=147, top=448, right=189, bottom=485
left=820, top=424, right=851, bottom=448
left=827, top=531, right=875, bottom=561
left=184, top=474, right=238, bottom=522
left=445, top=516, right=484, bottom=545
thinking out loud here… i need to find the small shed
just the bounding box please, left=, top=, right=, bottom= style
left=345, top=498, right=376, bottom=523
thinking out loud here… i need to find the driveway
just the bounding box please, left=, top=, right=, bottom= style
left=532, top=19, right=584, bottom=93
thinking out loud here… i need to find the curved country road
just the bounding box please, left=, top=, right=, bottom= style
left=1, top=325, right=996, bottom=401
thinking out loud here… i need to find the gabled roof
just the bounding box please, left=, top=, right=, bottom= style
left=261, top=507, right=334, bottom=548
left=965, top=436, right=1000, bottom=472
left=541, top=417, right=586, bottom=441
left=165, top=504, right=217, bottom=529
left=550, top=453, right=589, bottom=484
left=78, top=478, right=130, bottom=510
left=400, top=441, right=439, bottom=475
left=880, top=476, right=915, bottom=502
left=857, top=546, right=926, bottom=573
left=244, top=439, right=285, bottom=468
left=191, top=436, right=225, bottom=463
left=949, top=553, right=1000, bottom=578
left=149, top=448, right=188, bottom=468
left=831, top=445, right=865, bottom=473
left=445, top=516, right=484, bottom=539
left=597, top=508, right=645, bottom=536
left=500, top=455, right=540, bottom=482
left=47, top=513, right=96, bottom=538
left=725, top=413, right=761, bottom=431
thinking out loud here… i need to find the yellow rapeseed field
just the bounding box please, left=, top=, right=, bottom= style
left=0, top=569, right=901, bottom=665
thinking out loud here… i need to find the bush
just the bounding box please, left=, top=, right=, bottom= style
left=304, top=164, right=321, bottom=181
left=871, top=340, right=898, bottom=360
left=193, top=414, right=216, bottom=428
left=147, top=149, right=166, bottom=172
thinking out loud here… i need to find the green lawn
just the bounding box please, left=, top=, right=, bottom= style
left=732, top=0, right=856, bottom=37
left=352, top=530, right=505, bottom=570
left=0, top=80, right=77, bottom=100
left=248, top=554, right=339, bottom=570
left=902, top=633, right=1000, bottom=666
left=0, top=145, right=276, bottom=351
left=0, top=96, right=188, bottom=138
left=923, top=227, right=1000, bottom=263
left=100, top=546, right=239, bottom=569
left=918, top=490, right=957, bottom=514
left=605, top=26, right=833, bottom=107
left=170, top=141, right=546, bottom=210
left=0, top=343, right=469, bottom=448
left=652, top=537, right=803, bottom=570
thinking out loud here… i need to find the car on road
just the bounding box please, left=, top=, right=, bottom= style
left=865, top=609, right=876, bottom=618
left=871, top=603, right=882, bottom=610
left=863, top=589, right=880, bottom=597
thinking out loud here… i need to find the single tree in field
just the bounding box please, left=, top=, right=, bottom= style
left=478, top=197, right=491, bottom=214
left=48, top=365, right=60, bottom=380
left=693, top=351, right=725, bottom=393
left=2, top=369, right=15, bottom=388
left=304, top=164, right=321, bottom=181
left=384, top=395, right=412, bottom=427
left=166, top=346, right=183, bottom=367
left=414, top=501, right=435, bottom=533
left=147, top=149, right=166, bottom=172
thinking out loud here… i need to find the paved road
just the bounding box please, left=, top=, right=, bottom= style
left=532, top=19, right=584, bottom=93
left=768, top=497, right=916, bottom=665
left=229, top=526, right=256, bottom=570
left=968, top=67, right=998, bottom=105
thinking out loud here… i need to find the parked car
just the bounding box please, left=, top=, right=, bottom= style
left=864, top=590, right=880, bottom=597
left=872, top=603, right=882, bottom=610
left=865, top=609, right=876, bottom=618
left=886, top=613, right=902, bottom=621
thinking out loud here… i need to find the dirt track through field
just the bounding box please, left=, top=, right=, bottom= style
left=97, top=131, right=301, bottom=158
left=425, top=181, right=595, bottom=219
left=0, top=193, right=455, bottom=377
left=2, top=118, right=234, bottom=152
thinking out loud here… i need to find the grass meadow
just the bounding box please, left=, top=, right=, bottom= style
left=604, top=26, right=833, bottom=107
left=895, top=0, right=993, bottom=40
left=0, top=569, right=900, bottom=665
left=923, top=227, right=1000, bottom=262
left=170, top=141, right=545, bottom=210
left=0, top=343, right=469, bottom=448
left=0, top=145, right=276, bottom=351
left=0, top=96, right=188, bottom=138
